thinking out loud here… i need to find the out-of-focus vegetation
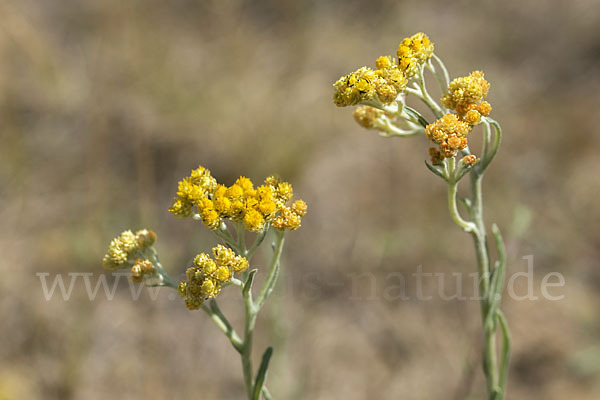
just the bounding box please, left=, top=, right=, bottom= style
left=1, top=0, right=599, bottom=399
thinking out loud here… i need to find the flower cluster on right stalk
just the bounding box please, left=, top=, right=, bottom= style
left=427, top=71, right=493, bottom=164
left=442, top=70, right=492, bottom=123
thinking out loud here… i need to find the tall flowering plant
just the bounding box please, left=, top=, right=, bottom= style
left=333, top=33, right=510, bottom=399
left=102, top=166, right=307, bottom=400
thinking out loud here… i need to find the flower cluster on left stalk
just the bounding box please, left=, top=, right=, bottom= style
left=102, top=229, right=170, bottom=285
left=169, top=165, right=307, bottom=232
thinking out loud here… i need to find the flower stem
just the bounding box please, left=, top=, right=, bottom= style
left=238, top=229, right=286, bottom=399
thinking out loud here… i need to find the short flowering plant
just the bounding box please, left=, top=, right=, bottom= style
left=334, top=33, right=510, bottom=400
left=102, top=166, right=307, bottom=400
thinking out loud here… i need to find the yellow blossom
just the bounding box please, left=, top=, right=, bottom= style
left=442, top=71, right=490, bottom=115
left=273, top=207, right=302, bottom=231
left=179, top=246, right=250, bottom=310
left=244, top=208, right=265, bottom=232
left=292, top=200, right=308, bottom=216
left=333, top=64, right=407, bottom=107
left=461, top=155, right=478, bottom=166
left=353, top=106, right=384, bottom=129
left=397, top=32, right=434, bottom=78
left=103, top=230, right=147, bottom=270
left=425, top=113, right=472, bottom=158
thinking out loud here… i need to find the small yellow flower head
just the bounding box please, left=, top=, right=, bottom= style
left=464, top=109, right=482, bottom=125
left=292, top=199, right=308, bottom=217
left=139, top=258, right=155, bottom=274
left=476, top=101, right=492, bottom=117
left=375, top=55, right=393, bottom=69
left=236, top=176, right=254, bottom=194
left=179, top=247, right=249, bottom=310
left=461, top=155, right=478, bottom=166
left=215, top=266, right=232, bottom=283
left=169, top=197, right=193, bottom=218
left=130, top=264, right=144, bottom=283
left=213, top=244, right=236, bottom=265
left=397, top=32, right=435, bottom=78
left=169, top=165, right=217, bottom=218
left=258, top=198, right=277, bottom=218
left=178, top=281, right=188, bottom=297
left=353, top=106, right=384, bottom=130
left=200, top=279, right=220, bottom=297
left=130, top=259, right=155, bottom=283
left=103, top=230, right=142, bottom=270
left=273, top=207, right=302, bottom=231
left=333, top=65, right=407, bottom=107
left=135, top=229, right=157, bottom=249
left=231, top=256, right=249, bottom=273
left=194, top=252, right=213, bottom=268
left=230, top=200, right=245, bottom=220
left=226, top=184, right=244, bottom=200
left=425, top=113, right=472, bottom=158
left=244, top=208, right=265, bottom=232
left=276, top=182, right=293, bottom=203
left=442, top=71, right=490, bottom=115
left=190, top=165, right=218, bottom=193
left=201, top=208, right=220, bottom=230
left=214, top=196, right=232, bottom=215
left=264, top=174, right=281, bottom=188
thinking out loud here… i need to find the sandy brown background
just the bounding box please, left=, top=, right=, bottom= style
left=1, top=0, right=599, bottom=399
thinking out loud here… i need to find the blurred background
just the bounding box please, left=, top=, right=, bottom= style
left=1, top=0, right=600, bottom=399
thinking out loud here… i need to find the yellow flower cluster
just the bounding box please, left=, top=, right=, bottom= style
left=461, top=155, right=478, bottom=166
left=397, top=32, right=435, bottom=78
left=333, top=33, right=434, bottom=108
left=178, top=245, right=249, bottom=310
left=102, top=229, right=157, bottom=270
left=441, top=71, right=492, bottom=121
left=169, top=166, right=307, bottom=232
left=333, top=64, right=407, bottom=107
left=169, top=166, right=217, bottom=218
left=425, top=113, right=471, bottom=160
left=352, top=106, right=384, bottom=130
left=130, top=258, right=156, bottom=283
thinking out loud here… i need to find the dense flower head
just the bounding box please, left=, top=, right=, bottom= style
left=102, top=229, right=157, bottom=270
left=169, top=166, right=218, bottom=218
left=169, top=166, right=307, bottom=232
left=461, top=155, right=478, bottom=166
left=130, top=258, right=156, bottom=283
left=353, top=106, right=384, bottom=129
left=333, top=64, right=407, bottom=107
left=425, top=113, right=472, bottom=160
left=442, top=71, right=491, bottom=123
left=397, top=32, right=434, bottom=78
left=178, top=245, right=249, bottom=310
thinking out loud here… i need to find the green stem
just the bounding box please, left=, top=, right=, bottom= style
left=415, top=65, right=444, bottom=118
left=431, top=53, right=450, bottom=93
left=146, top=248, right=178, bottom=288
left=447, top=159, right=476, bottom=233
left=241, top=284, right=258, bottom=399
left=246, top=228, right=269, bottom=259
left=202, top=302, right=244, bottom=353
left=469, top=171, right=499, bottom=398
left=497, top=310, right=511, bottom=398
left=256, top=231, right=286, bottom=309
left=238, top=230, right=286, bottom=399
left=479, top=119, right=502, bottom=173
